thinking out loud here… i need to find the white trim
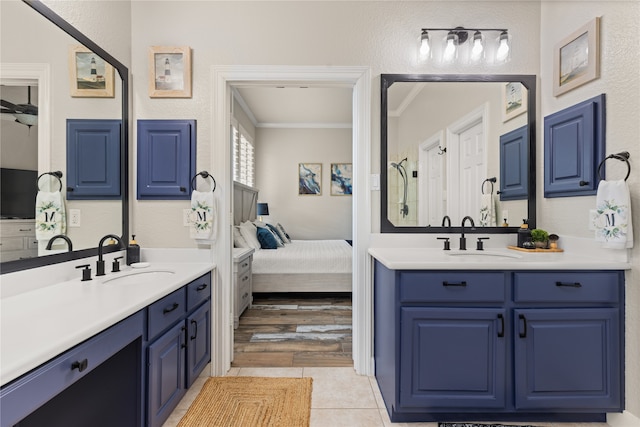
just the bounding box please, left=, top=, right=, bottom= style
left=388, top=83, right=425, bottom=118
left=1, top=63, right=51, bottom=175
left=256, top=122, right=352, bottom=129
left=211, top=65, right=372, bottom=376
left=418, top=131, right=444, bottom=227
left=608, top=410, right=640, bottom=427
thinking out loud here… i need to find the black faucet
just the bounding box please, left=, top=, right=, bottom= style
left=459, top=216, right=475, bottom=250
left=441, top=215, right=452, bottom=228
left=45, top=234, right=73, bottom=252
left=97, top=234, right=125, bottom=276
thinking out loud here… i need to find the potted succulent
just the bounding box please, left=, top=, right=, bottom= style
left=530, top=229, right=549, bottom=249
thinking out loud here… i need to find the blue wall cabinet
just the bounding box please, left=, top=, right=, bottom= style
left=544, top=94, right=606, bottom=198
left=66, top=119, right=121, bottom=199
left=499, top=125, right=528, bottom=201
left=137, top=120, right=196, bottom=200
left=373, top=262, right=624, bottom=423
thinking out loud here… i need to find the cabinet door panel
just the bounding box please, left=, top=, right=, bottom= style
left=186, top=303, right=211, bottom=387
left=399, top=307, right=506, bottom=409
left=514, top=308, right=621, bottom=410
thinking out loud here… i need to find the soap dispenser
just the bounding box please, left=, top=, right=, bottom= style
left=517, top=220, right=531, bottom=248
left=126, top=235, right=140, bottom=265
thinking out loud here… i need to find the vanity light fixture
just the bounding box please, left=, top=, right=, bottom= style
left=419, top=27, right=510, bottom=64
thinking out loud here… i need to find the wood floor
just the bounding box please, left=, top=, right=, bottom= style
left=232, top=293, right=353, bottom=368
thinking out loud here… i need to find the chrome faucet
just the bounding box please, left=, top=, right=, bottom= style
left=459, top=216, right=475, bottom=250
left=97, top=234, right=124, bottom=276
left=46, top=234, right=73, bottom=252
left=441, top=215, right=452, bottom=228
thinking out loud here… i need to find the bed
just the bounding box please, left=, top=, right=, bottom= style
left=233, top=182, right=352, bottom=293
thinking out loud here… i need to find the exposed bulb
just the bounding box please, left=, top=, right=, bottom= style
left=471, top=31, right=484, bottom=61
left=443, top=32, right=458, bottom=62
left=419, top=31, right=430, bottom=57
left=496, top=31, right=510, bottom=62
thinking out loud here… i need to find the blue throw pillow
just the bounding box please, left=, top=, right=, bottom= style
left=256, top=227, right=278, bottom=249
left=265, top=223, right=284, bottom=246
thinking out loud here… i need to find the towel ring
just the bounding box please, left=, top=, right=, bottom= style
left=481, top=177, right=497, bottom=195
left=37, top=171, right=63, bottom=192
left=597, top=151, right=631, bottom=181
left=190, top=171, right=216, bottom=192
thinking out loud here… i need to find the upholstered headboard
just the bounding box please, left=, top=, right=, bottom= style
left=233, top=181, right=258, bottom=225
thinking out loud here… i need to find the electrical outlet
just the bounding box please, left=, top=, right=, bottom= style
left=588, top=209, right=598, bottom=231
left=69, top=209, right=81, bottom=227
left=183, top=209, right=192, bottom=226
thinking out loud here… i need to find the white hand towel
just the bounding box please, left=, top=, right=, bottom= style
left=479, top=193, right=497, bottom=227
left=594, top=180, right=633, bottom=249
left=189, top=190, right=217, bottom=243
left=35, top=190, right=66, bottom=241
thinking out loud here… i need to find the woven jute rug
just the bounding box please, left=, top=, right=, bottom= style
left=177, top=376, right=313, bottom=427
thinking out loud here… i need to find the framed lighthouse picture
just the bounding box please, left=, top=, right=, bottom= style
left=148, top=46, right=192, bottom=98
left=68, top=45, right=115, bottom=97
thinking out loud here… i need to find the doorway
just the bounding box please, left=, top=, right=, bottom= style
left=211, top=66, right=372, bottom=376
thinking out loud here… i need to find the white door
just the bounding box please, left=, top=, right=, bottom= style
left=418, top=132, right=444, bottom=227
left=458, top=121, right=484, bottom=222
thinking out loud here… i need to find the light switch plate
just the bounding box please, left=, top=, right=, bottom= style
left=371, top=174, right=380, bottom=191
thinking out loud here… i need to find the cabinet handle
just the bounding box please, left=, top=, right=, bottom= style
left=518, top=314, right=527, bottom=338
left=242, top=276, right=249, bottom=282
left=497, top=314, right=504, bottom=338
left=242, top=262, right=248, bottom=268
left=555, top=281, right=582, bottom=288
left=19, top=228, right=32, bottom=232
left=163, top=302, right=179, bottom=314
left=196, top=283, right=208, bottom=291
left=242, top=292, right=249, bottom=300
left=442, top=281, right=467, bottom=287
left=71, top=359, right=88, bottom=372
left=190, top=319, right=198, bottom=340
left=181, top=326, right=187, bottom=349
left=180, top=186, right=187, bottom=192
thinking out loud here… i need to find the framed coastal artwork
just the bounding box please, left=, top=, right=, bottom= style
left=298, top=163, right=322, bottom=195
left=148, top=46, right=192, bottom=98
left=502, top=82, right=528, bottom=122
left=68, top=45, right=114, bottom=97
left=331, top=163, right=352, bottom=195
left=553, top=17, right=600, bottom=96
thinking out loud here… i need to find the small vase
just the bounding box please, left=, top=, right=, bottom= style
left=534, top=241, right=547, bottom=249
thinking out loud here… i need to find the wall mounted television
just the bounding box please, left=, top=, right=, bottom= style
left=1, top=168, right=38, bottom=219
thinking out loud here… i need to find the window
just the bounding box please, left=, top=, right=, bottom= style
left=232, top=122, right=254, bottom=187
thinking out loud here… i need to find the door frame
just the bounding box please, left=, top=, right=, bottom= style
left=418, top=131, right=445, bottom=227
left=210, top=65, right=372, bottom=375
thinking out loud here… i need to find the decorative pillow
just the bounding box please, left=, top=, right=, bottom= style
left=276, top=223, right=291, bottom=243
left=239, top=221, right=261, bottom=250
left=265, top=223, right=285, bottom=246
left=253, top=219, right=267, bottom=229
left=233, top=226, right=249, bottom=248
left=256, top=227, right=278, bottom=249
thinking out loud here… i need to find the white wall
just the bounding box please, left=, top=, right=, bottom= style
left=255, top=127, right=352, bottom=240
left=538, top=1, right=640, bottom=421
left=0, top=86, right=38, bottom=170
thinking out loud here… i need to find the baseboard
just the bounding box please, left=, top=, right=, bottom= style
left=608, top=410, right=640, bottom=427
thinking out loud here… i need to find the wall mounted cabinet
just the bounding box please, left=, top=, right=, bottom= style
left=499, top=125, right=529, bottom=201
left=137, top=120, right=196, bottom=200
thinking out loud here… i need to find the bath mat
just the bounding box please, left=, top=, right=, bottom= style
left=439, top=424, right=538, bottom=427
left=177, top=376, right=312, bottom=427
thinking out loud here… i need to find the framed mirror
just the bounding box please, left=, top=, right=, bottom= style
left=381, top=74, right=536, bottom=234
left=0, top=0, right=128, bottom=273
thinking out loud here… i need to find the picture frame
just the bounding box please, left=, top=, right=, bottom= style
left=148, top=46, right=192, bottom=98
left=553, top=17, right=600, bottom=97
left=502, top=82, right=528, bottom=122
left=298, top=163, right=322, bottom=195
left=68, top=45, right=114, bottom=97
left=331, top=163, right=352, bottom=195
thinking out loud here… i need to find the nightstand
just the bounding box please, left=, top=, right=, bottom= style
left=233, top=247, right=254, bottom=328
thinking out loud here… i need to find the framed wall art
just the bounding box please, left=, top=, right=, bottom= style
left=298, top=163, right=322, bottom=195
left=331, top=163, right=352, bottom=195
left=553, top=17, right=600, bottom=96
left=68, top=45, right=114, bottom=97
left=148, top=46, right=192, bottom=98
left=502, top=82, right=527, bottom=122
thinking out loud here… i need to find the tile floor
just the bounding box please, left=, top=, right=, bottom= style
left=162, top=366, right=611, bottom=427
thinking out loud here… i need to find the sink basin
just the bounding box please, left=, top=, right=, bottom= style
left=102, top=270, right=175, bottom=286
left=446, top=250, right=522, bottom=260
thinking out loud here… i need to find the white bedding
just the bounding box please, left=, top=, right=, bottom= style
left=251, top=240, right=352, bottom=275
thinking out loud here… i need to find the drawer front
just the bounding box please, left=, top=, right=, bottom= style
left=148, top=287, right=187, bottom=340
left=514, top=272, right=621, bottom=303
left=27, top=237, right=39, bottom=249
left=237, top=278, right=252, bottom=312
left=0, top=221, right=36, bottom=236
left=0, top=237, right=26, bottom=251
left=399, top=271, right=506, bottom=303
left=187, top=273, right=212, bottom=311
left=234, top=256, right=252, bottom=275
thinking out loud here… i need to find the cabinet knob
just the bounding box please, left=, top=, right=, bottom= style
left=71, top=359, right=88, bottom=372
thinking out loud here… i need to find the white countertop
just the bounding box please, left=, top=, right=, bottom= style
left=368, top=247, right=631, bottom=270
left=0, top=261, right=214, bottom=386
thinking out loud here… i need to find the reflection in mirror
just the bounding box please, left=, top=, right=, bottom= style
left=381, top=74, right=536, bottom=234
left=0, top=0, right=128, bottom=272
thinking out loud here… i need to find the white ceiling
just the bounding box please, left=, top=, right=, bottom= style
left=234, top=85, right=353, bottom=128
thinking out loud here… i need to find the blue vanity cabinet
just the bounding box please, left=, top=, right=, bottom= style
left=373, top=262, right=624, bottom=423
left=146, top=272, right=211, bottom=427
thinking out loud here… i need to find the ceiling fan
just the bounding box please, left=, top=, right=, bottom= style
left=1, top=86, right=38, bottom=128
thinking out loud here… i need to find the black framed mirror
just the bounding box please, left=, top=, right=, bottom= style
left=381, top=74, right=536, bottom=234
left=0, top=0, right=128, bottom=273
